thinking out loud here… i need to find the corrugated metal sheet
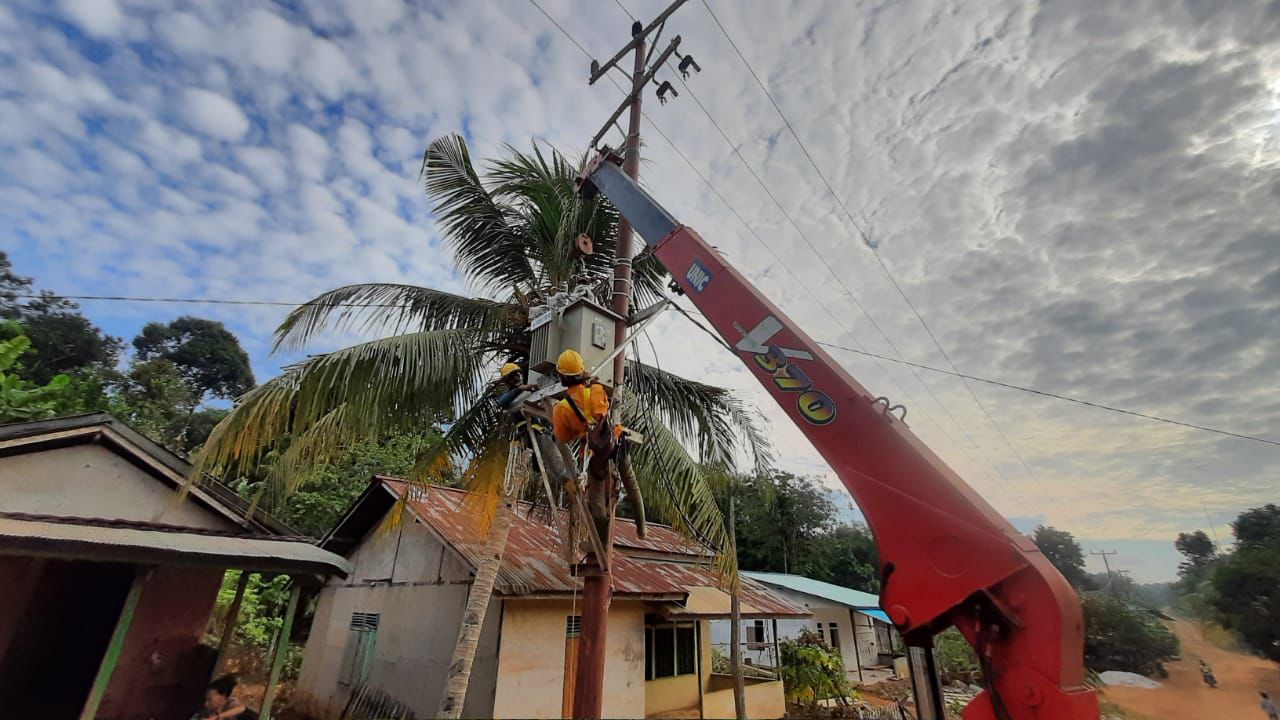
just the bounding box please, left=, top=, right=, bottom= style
left=0, top=515, right=353, bottom=577
left=744, top=571, right=881, bottom=609
left=383, top=481, right=806, bottom=618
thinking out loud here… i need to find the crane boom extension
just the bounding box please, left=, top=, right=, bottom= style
left=576, top=150, right=1098, bottom=720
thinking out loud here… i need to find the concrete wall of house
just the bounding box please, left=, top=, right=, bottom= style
left=294, top=514, right=499, bottom=719
left=0, top=444, right=237, bottom=529
left=757, top=587, right=888, bottom=675
left=492, top=599, right=645, bottom=719
left=702, top=677, right=786, bottom=720
left=98, top=565, right=224, bottom=720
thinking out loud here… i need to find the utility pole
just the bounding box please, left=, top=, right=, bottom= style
left=576, top=2, right=695, bottom=717
left=1202, top=500, right=1222, bottom=550
left=1090, top=550, right=1118, bottom=597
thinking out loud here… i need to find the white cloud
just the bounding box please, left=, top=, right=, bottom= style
left=59, top=0, right=125, bottom=38
left=235, top=145, right=290, bottom=192
left=182, top=87, right=250, bottom=141
left=288, top=123, right=330, bottom=181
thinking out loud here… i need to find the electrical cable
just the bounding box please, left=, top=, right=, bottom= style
left=698, top=0, right=1055, bottom=504
left=19, top=289, right=1279, bottom=448
left=649, top=54, right=1040, bottom=508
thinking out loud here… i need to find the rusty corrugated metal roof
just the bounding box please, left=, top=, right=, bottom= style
left=381, top=480, right=806, bottom=618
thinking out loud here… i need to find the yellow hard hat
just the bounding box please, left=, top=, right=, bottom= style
left=499, top=362, right=521, bottom=379
left=556, top=348, right=585, bottom=376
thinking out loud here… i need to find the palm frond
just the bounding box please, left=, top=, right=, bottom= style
left=424, top=134, right=536, bottom=292
left=488, top=143, right=620, bottom=293
left=404, top=393, right=504, bottom=484
left=272, top=283, right=519, bottom=354
left=625, top=360, right=773, bottom=472
left=630, top=249, right=670, bottom=307
left=192, top=329, right=490, bottom=482
left=626, top=408, right=738, bottom=583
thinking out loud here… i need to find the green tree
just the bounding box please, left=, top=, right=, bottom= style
left=1175, top=530, right=1217, bottom=588
left=0, top=253, right=121, bottom=405
left=1231, top=504, right=1280, bottom=551
left=1211, top=546, right=1280, bottom=661
left=1082, top=594, right=1179, bottom=675
left=195, top=136, right=770, bottom=712
left=734, top=471, right=834, bottom=576
left=1031, top=525, right=1093, bottom=590
left=133, top=316, right=255, bottom=402
left=0, top=330, right=72, bottom=422
left=808, top=524, right=879, bottom=592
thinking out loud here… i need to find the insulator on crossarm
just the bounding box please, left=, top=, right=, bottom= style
left=656, top=81, right=678, bottom=105
left=677, top=53, right=701, bottom=79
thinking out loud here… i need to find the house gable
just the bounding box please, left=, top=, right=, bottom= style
left=0, top=433, right=239, bottom=531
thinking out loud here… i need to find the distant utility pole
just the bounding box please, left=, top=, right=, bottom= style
left=576, top=2, right=697, bottom=717
left=1202, top=500, right=1223, bottom=550
left=1090, top=550, right=1119, bottom=597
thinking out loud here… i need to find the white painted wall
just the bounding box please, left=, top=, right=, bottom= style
left=0, top=444, right=237, bottom=529
left=295, top=511, right=501, bottom=719
left=726, top=586, right=897, bottom=678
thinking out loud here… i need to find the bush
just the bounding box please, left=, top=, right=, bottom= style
left=1211, top=546, right=1280, bottom=661
left=934, top=629, right=980, bottom=684
left=780, top=628, right=853, bottom=706
left=1082, top=595, right=1179, bottom=675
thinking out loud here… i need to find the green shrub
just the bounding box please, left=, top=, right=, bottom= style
left=1082, top=595, right=1179, bottom=675
left=780, top=628, right=852, bottom=706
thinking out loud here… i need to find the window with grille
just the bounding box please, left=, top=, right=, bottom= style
left=828, top=623, right=841, bottom=654
left=644, top=623, right=697, bottom=680
left=339, top=612, right=380, bottom=686
left=566, top=615, right=582, bottom=638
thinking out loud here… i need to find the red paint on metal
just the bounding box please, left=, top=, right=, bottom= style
left=381, top=481, right=805, bottom=617
left=650, top=226, right=1097, bottom=720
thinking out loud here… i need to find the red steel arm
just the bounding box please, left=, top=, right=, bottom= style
left=577, top=151, right=1097, bottom=720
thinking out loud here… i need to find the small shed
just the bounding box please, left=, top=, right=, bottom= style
left=0, top=413, right=351, bottom=720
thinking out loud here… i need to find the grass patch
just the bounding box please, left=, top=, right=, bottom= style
left=1200, top=620, right=1244, bottom=652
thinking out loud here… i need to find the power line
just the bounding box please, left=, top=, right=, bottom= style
left=20, top=290, right=1280, bottom=448
left=647, top=34, right=1038, bottom=509
left=698, top=0, right=1054, bottom=505
left=527, top=0, right=594, bottom=59
left=816, top=339, right=1280, bottom=448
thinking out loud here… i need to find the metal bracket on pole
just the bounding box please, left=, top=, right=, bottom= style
left=589, top=37, right=682, bottom=151
left=588, top=0, right=690, bottom=85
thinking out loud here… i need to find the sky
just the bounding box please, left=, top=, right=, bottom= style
left=3, top=0, right=1279, bottom=582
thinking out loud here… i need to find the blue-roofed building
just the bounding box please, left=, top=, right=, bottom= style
left=710, top=571, right=902, bottom=685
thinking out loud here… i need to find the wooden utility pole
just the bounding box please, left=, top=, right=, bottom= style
left=1090, top=550, right=1118, bottom=597
left=576, top=2, right=692, bottom=716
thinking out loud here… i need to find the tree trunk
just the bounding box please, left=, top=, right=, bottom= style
left=436, top=453, right=525, bottom=718
left=730, top=496, right=747, bottom=720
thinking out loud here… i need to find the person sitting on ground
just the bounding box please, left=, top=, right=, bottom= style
left=550, top=349, right=612, bottom=445
left=1261, top=691, right=1279, bottom=720
left=193, top=675, right=249, bottom=720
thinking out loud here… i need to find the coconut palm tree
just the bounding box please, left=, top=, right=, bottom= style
left=194, top=134, right=770, bottom=714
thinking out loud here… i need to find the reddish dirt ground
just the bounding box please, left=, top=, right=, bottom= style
left=1103, top=618, right=1280, bottom=720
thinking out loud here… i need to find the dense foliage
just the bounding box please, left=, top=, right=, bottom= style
left=1082, top=594, right=1179, bottom=675
left=0, top=329, right=73, bottom=422
left=1175, top=504, right=1280, bottom=661
left=1029, top=524, right=1179, bottom=675
left=1032, top=525, right=1096, bottom=590
left=779, top=628, right=853, bottom=706
left=730, top=470, right=879, bottom=591
left=0, top=252, right=252, bottom=454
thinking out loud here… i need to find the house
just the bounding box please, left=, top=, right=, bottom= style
left=294, top=477, right=810, bottom=719
left=724, top=571, right=901, bottom=684
left=0, top=414, right=351, bottom=720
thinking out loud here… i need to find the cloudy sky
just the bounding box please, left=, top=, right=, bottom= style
left=4, top=0, right=1279, bottom=581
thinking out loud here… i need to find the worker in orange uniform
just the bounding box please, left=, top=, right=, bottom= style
left=550, top=349, right=647, bottom=540
left=550, top=349, right=613, bottom=445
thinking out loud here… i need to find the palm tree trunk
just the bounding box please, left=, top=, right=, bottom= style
left=436, top=452, right=525, bottom=718
left=730, top=495, right=747, bottom=720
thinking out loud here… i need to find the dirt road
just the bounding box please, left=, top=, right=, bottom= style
left=1104, top=618, right=1280, bottom=720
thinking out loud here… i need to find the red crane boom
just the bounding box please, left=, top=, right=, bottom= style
left=577, top=150, right=1098, bottom=720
